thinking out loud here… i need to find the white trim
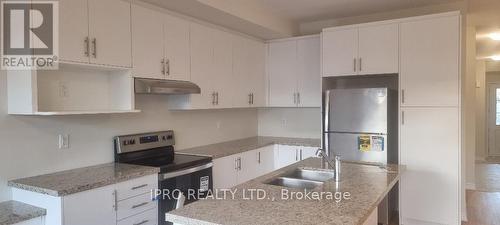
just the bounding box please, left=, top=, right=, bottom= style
left=265, top=34, right=320, bottom=43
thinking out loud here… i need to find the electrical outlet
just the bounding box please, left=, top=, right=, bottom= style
left=58, top=81, right=68, bottom=98
left=58, top=134, right=70, bottom=149
left=281, top=118, right=287, bottom=128
left=216, top=121, right=221, bottom=129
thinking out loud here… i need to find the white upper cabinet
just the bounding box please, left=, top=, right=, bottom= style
left=211, top=29, right=234, bottom=108
left=400, top=15, right=460, bottom=107
left=358, top=24, right=399, bottom=75
left=233, top=36, right=266, bottom=108
left=59, top=0, right=89, bottom=64
left=131, top=5, right=164, bottom=79
left=60, top=0, right=132, bottom=68
left=322, top=28, right=358, bottom=77
left=88, top=0, right=132, bottom=67
left=322, top=23, right=398, bottom=77
left=164, top=13, right=191, bottom=81
left=268, top=36, right=321, bottom=108
left=268, top=40, right=297, bottom=107
left=297, top=36, right=321, bottom=107
left=187, top=22, right=213, bottom=109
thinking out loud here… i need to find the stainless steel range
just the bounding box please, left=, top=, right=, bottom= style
left=114, top=131, right=213, bottom=225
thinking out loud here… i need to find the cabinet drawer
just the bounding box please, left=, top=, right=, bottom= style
left=117, top=208, right=157, bottom=225
left=116, top=174, right=158, bottom=200
left=117, top=193, right=157, bottom=220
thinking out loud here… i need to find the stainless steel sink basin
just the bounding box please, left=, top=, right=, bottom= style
left=282, top=169, right=335, bottom=182
left=264, top=177, right=323, bottom=190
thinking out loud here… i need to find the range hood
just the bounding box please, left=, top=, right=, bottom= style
left=134, top=78, right=201, bottom=95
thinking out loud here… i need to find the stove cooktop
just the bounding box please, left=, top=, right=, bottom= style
left=126, top=153, right=212, bottom=174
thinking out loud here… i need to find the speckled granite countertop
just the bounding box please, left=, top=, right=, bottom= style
left=178, top=136, right=320, bottom=159
left=8, top=163, right=159, bottom=197
left=0, top=201, right=46, bottom=225
left=166, top=158, right=403, bottom=225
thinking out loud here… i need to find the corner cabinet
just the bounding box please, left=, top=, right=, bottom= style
left=322, top=23, right=398, bottom=77
left=59, top=0, right=132, bottom=68
left=267, top=35, right=321, bottom=108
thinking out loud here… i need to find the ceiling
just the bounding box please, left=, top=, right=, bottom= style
left=253, top=0, right=463, bottom=22
left=471, top=0, right=500, bottom=63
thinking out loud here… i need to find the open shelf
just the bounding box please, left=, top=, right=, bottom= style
left=7, top=63, right=139, bottom=115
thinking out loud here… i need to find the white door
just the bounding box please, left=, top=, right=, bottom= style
left=190, top=23, right=214, bottom=109
left=276, top=145, right=298, bottom=169
left=256, top=145, right=276, bottom=176
left=488, top=84, right=500, bottom=156
left=400, top=107, right=459, bottom=225
left=213, top=155, right=239, bottom=189
left=322, top=28, right=358, bottom=77
left=164, top=13, right=190, bottom=81
left=297, top=36, right=321, bottom=107
left=268, top=41, right=297, bottom=107
left=88, top=0, right=132, bottom=68
left=131, top=5, right=164, bottom=79
left=358, top=23, right=399, bottom=75
left=238, top=150, right=259, bottom=184
left=212, top=30, right=233, bottom=108
left=300, top=147, right=319, bottom=160
left=400, top=15, right=460, bottom=107
left=59, top=0, right=89, bottom=64
left=63, top=185, right=116, bottom=225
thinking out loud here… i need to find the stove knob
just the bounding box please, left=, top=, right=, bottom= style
left=130, top=139, right=135, bottom=145
left=162, top=136, right=167, bottom=141
left=123, top=140, right=129, bottom=146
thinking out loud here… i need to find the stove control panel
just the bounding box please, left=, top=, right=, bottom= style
left=115, top=131, right=175, bottom=154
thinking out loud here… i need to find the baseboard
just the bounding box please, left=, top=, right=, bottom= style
left=466, top=182, right=476, bottom=190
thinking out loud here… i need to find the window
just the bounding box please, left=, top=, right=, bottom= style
left=496, top=88, right=500, bottom=125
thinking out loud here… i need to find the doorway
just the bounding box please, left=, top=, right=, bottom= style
left=487, top=83, right=500, bottom=158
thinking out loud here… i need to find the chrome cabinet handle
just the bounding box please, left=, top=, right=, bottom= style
left=353, top=58, right=357, bottom=72
left=235, top=158, right=239, bottom=170
left=248, top=93, right=252, bottom=105
left=251, top=93, right=254, bottom=105
left=297, top=93, right=301, bottom=105
left=212, top=92, right=216, bottom=105
left=113, top=190, right=117, bottom=211
left=133, top=220, right=149, bottom=225
left=258, top=152, right=261, bottom=164
left=84, top=37, right=89, bottom=57
left=131, top=202, right=149, bottom=209
left=131, top=184, right=148, bottom=190
left=91, top=38, right=97, bottom=58
left=359, top=58, right=362, bottom=71
left=293, top=93, right=297, bottom=104
left=161, top=59, right=165, bottom=75
left=402, top=110, right=405, bottom=125
left=401, top=89, right=405, bottom=104
left=295, top=149, right=298, bottom=161
left=166, top=59, right=170, bottom=76
left=216, top=92, right=219, bottom=105
left=300, top=149, right=303, bottom=160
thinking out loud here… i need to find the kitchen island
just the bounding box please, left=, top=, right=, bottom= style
left=166, top=158, right=403, bottom=225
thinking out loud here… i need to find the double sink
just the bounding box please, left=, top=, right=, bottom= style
left=264, top=168, right=335, bottom=190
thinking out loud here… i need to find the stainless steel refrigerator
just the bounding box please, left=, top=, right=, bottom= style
left=323, top=87, right=398, bottom=165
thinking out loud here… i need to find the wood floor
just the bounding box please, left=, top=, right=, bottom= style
left=475, top=162, right=500, bottom=191
left=464, top=190, right=500, bottom=225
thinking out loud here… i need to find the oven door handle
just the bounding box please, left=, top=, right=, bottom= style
left=159, top=162, right=213, bottom=181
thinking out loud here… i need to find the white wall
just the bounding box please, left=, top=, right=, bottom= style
left=257, top=108, right=321, bottom=139
left=0, top=71, right=258, bottom=202
left=476, top=61, right=487, bottom=160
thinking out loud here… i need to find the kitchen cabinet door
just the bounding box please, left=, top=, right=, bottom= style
left=238, top=150, right=259, bottom=184
left=232, top=35, right=252, bottom=108
left=189, top=23, right=214, bottom=109
left=256, top=145, right=276, bottom=176
left=358, top=23, right=399, bottom=75
left=211, top=29, right=234, bottom=108
left=59, top=0, right=89, bottom=64
left=322, top=28, right=358, bottom=77
left=268, top=41, right=298, bottom=107
left=164, top=13, right=190, bottom=81
left=300, top=146, right=319, bottom=160
left=63, top=185, right=116, bottom=225
left=249, top=40, right=267, bottom=107
left=297, top=36, right=321, bottom=107
left=88, top=0, right=132, bottom=68
left=213, top=155, right=239, bottom=189
left=131, top=5, right=164, bottom=79
left=400, top=107, right=459, bottom=225
left=400, top=15, right=460, bottom=107
left=276, top=145, right=299, bottom=169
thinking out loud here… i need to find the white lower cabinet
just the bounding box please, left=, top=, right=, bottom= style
left=275, top=145, right=319, bottom=169
left=12, top=175, right=158, bottom=225
left=400, top=107, right=460, bottom=225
